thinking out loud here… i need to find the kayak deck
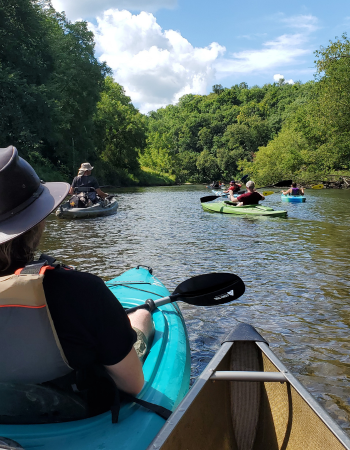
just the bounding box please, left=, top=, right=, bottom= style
left=202, top=201, right=287, bottom=217
left=0, top=267, right=191, bottom=450
left=147, top=323, right=350, bottom=450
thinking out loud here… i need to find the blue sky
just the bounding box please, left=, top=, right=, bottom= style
left=51, top=0, right=350, bottom=112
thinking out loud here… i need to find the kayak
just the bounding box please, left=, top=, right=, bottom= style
left=281, top=194, right=306, bottom=203
left=147, top=322, right=350, bottom=450
left=56, top=197, right=118, bottom=219
left=202, top=201, right=287, bottom=218
left=0, top=267, right=191, bottom=450
left=212, top=190, right=228, bottom=197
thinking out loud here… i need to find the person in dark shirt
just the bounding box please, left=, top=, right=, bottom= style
left=235, top=180, right=265, bottom=206
left=69, top=162, right=107, bottom=203
left=0, top=146, right=153, bottom=404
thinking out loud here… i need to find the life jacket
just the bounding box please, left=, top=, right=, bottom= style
left=0, top=255, right=171, bottom=424
left=0, top=255, right=73, bottom=384
left=291, top=188, right=300, bottom=195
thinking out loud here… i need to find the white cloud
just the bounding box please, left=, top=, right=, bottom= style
left=273, top=74, right=294, bottom=84
left=51, top=0, right=176, bottom=21
left=215, top=32, right=310, bottom=76
left=89, top=10, right=225, bottom=112
left=85, top=11, right=317, bottom=112
left=281, top=14, right=319, bottom=33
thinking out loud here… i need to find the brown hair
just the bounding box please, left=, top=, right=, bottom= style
left=0, top=222, right=45, bottom=272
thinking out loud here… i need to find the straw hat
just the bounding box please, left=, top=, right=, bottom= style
left=0, top=146, right=69, bottom=244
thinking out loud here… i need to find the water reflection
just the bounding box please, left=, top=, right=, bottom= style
left=41, top=185, right=350, bottom=433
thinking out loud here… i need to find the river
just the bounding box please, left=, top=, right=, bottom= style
left=42, top=185, right=350, bottom=433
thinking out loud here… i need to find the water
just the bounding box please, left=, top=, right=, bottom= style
left=41, top=185, right=350, bottom=432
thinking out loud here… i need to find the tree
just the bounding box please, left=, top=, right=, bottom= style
left=94, top=77, right=146, bottom=172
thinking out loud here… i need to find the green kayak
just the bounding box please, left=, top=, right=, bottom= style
left=201, top=200, right=287, bottom=218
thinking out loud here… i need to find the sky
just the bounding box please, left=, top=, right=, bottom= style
left=51, top=0, right=350, bottom=113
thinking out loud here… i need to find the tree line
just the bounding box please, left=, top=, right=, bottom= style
left=1, top=0, right=349, bottom=186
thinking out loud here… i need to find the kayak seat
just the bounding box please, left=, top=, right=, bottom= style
left=0, top=383, right=88, bottom=424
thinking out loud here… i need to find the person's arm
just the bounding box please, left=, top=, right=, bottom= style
left=105, top=347, right=144, bottom=395
left=69, top=178, right=76, bottom=195
left=300, top=187, right=304, bottom=194
left=282, top=188, right=291, bottom=195
left=96, top=188, right=108, bottom=199
left=259, top=193, right=265, bottom=200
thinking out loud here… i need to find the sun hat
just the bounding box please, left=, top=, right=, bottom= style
left=246, top=180, right=255, bottom=189
left=0, top=146, right=70, bottom=244
left=79, top=162, right=94, bottom=172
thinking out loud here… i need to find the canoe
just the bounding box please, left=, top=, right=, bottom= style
left=56, top=197, right=118, bottom=219
left=0, top=267, right=191, bottom=450
left=147, top=323, right=350, bottom=450
left=202, top=201, right=287, bottom=218
left=281, top=194, right=306, bottom=203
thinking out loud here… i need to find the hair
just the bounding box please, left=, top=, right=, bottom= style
left=246, top=180, right=255, bottom=189
left=0, top=222, right=45, bottom=272
left=292, top=182, right=297, bottom=187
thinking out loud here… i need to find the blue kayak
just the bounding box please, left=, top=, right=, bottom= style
left=212, top=190, right=228, bottom=197
left=0, top=267, right=191, bottom=450
left=281, top=194, right=306, bottom=203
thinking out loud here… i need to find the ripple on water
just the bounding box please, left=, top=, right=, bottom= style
left=42, top=185, right=350, bottom=433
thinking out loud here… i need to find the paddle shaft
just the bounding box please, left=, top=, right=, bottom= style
left=126, top=294, right=179, bottom=314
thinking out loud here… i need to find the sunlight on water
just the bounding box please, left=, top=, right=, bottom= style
left=42, top=185, right=350, bottom=433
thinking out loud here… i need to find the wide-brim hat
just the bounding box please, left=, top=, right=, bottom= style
left=0, top=146, right=70, bottom=244
left=79, top=162, right=94, bottom=171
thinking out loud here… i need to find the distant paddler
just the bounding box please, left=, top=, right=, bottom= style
left=69, top=162, right=108, bottom=206
left=282, top=182, right=304, bottom=196
left=233, top=180, right=265, bottom=206
left=223, top=180, right=242, bottom=198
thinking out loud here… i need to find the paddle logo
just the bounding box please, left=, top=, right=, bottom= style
left=214, top=290, right=234, bottom=301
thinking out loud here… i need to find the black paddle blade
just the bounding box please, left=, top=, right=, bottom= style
left=273, top=180, right=292, bottom=187
left=200, top=195, right=218, bottom=203
left=240, top=175, right=249, bottom=183
left=172, top=273, right=245, bottom=306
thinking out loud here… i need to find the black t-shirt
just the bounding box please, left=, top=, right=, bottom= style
left=71, top=175, right=99, bottom=190
left=42, top=268, right=137, bottom=369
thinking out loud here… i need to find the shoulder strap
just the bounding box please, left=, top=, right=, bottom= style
left=19, top=254, right=57, bottom=275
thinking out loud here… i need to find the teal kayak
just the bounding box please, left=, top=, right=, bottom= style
left=281, top=194, right=306, bottom=203
left=0, top=267, right=191, bottom=450
left=202, top=201, right=287, bottom=218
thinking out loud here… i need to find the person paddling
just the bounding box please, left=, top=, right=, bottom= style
left=282, top=182, right=304, bottom=196
left=224, top=180, right=241, bottom=197
left=234, top=180, right=265, bottom=205
left=0, top=146, right=154, bottom=421
left=69, top=162, right=108, bottom=205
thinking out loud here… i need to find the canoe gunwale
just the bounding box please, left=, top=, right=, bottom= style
left=146, top=326, right=350, bottom=450
left=257, top=341, right=350, bottom=448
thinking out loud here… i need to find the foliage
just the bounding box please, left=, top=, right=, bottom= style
left=94, top=77, right=146, bottom=173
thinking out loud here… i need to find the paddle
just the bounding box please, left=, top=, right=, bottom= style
left=200, top=195, right=220, bottom=203
left=126, top=272, right=245, bottom=314
left=258, top=180, right=292, bottom=189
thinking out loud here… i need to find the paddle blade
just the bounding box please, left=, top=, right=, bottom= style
left=312, top=184, right=324, bottom=189
left=172, top=273, right=245, bottom=306
left=240, top=175, right=249, bottom=183
left=273, top=180, right=292, bottom=187
left=262, top=191, right=274, bottom=196
left=200, top=195, right=218, bottom=203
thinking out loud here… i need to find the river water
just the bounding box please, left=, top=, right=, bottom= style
left=42, top=185, right=350, bottom=433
